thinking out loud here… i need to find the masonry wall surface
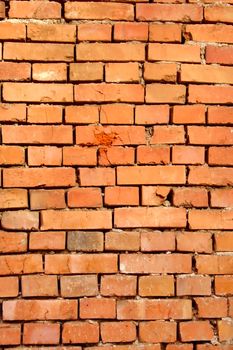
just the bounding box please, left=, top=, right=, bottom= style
left=0, top=0, right=233, bottom=348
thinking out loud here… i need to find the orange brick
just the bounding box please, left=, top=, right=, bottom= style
left=106, top=63, right=140, bottom=83
left=0, top=324, right=21, bottom=345
left=75, top=83, right=144, bottom=103
left=188, top=166, right=233, bottom=186
left=151, top=126, right=185, bottom=144
left=141, top=186, right=171, bottom=205
left=1, top=210, right=39, bottom=230
left=9, top=1, right=61, bottom=19
left=180, top=321, right=214, bottom=342
left=205, top=6, right=233, bottom=23
left=189, top=84, right=233, bottom=104
left=0, top=1, right=4, bottom=18
left=30, top=189, right=65, bottom=210
left=63, top=147, right=96, bottom=166
left=196, top=255, right=233, bottom=274
left=65, top=105, right=99, bottom=124
left=208, top=106, right=233, bottom=124
left=218, top=320, right=233, bottom=341
left=78, top=23, right=112, bottom=41
left=65, top=2, right=134, bottom=20
left=98, top=147, right=135, bottom=166
left=61, top=275, right=98, bottom=297
left=70, top=63, right=103, bottom=81
left=105, top=187, right=139, bottom=206
left=141, top=231, right=176, bottom=251
left=177, top=276, right=211, bottom=296
left=215, top=232, right=233, bottom=252
left=33, top=63, right=67, bottom=81
left=195, top=297, right=228, bottom=318
left=0, top=22, right=25, bottom=40
left=28, top=23, right=75, bottom=42
left=0, top=231, right=27, bottom=253
left=181, top=64, right=233, bottom=84
left=189, top=209, right=233, bottom=230
left=149, top=23, right=182, bottom=42
left=28, top=146, right=62, bottom=166
left=144, top=63, right=177, bottom=82
left=210, top=188, right=233, bottom=207
left=0, top=277, right=18, bottom=297
left=136, top=4, right=202, bottom=21
left=22, top=275, right=58, bottom=297
left=146, top=84, right=186, bottom=104
left=101, top=322, right=136, bottom=343
left=185, top=24, right=233, bottom=44
left=80, top=298, right=116, bottom=319
left=173, top=187, right=208, bottom=208
left=0, top=254, right=43, bottom=275
left=100, top=104, right=134, bottom=124
left=117, top=299, right=192, bottom=319
left=114, top=22, right=148, bottom=41
left=139, top=321, right=177, bottom=343
left=0, top=62, right=30, bottom=81
left=27, top=104, right=62, bottom=124
left=62, top=322, right=99, bottom=344
left=139, top=275, right=174, bottom=296
left=29, top=232, right=66, bottom=251
left=176, top=232, right=212, bottom=253
left=67, top=188, right=102, bottom=208
left=0, top=103, right=26, bottom=122
left=120, top=254, right=191, bottom=274
left=173, top=105, right=206, bottom=124
left=23, top=323, right=60, bottom=345
left=41, top=210, right=112, bottom=230
left=209, top=147, right=233, bottom=166
left=137, top=146, right=170, bottom=164
left=105, top=231, right=140, bottom=251
left=0, top=189, right=27, bottom=209
left=215, top=276, right=233, bottom=295
left=79, top=168, right=115, bottom=187
left=4, top=43, right=74, bottom=62
left=77, top=43, right=145, bottom=61
left=101, top=275, right=136, bottom=296
left=206, top=46, right=233, bottom=65
left=135, top=105, right=169, bottom=124
left=148, top=44, right=201, bottom=62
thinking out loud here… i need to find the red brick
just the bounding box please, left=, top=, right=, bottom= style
left=4, top=43, right=74, bottom=62
left=137, top=146, right=170, bottom=165
left=22, top=275, right=58, bottom=297
left=209, top=147, right=233, bottom=166
left=0, top=254, right=42, bottom=275
left=0, top=277, right=19, bottom=297
left=4, top=168, right=75, bottom=188
left=141, top=186, right=171, bottom=205
left=146, top=84, right=186, bottom=103
left=0, top=103, right=26, bottom=122
left=151, top=125, right=185, bottom=144
left=63, top=322, right=99, bottom=344
left=105, top=231, right=140, bottom=251
left=173, top=105, right=206, bottom=124
left=68, top=188, right=102, bottom=208
left=106, top=63, right=140, bottom=83
left=218, top=320, right=233, bottom=341
left=208, top=106, right=233, bottom=124
left=63, top=147, right=96, bottom=166
left=117, top=166, right=185, bottom=185
left=136, top=4, right=202, bottom=21
left=139, top=275, right=174, bottom=296
left=65, top=2, right=134, bottom=20
left=188, top=166, right=233, bottom=186
left=0, top=324, right=21, bottom=345
left=139, top=321, right=177, bottom=343
left=100, top=104, right=134, bottom=124
left=0, top=189, right=27, bottom=209
left=9, top=1, right=61, bottom=19
left=30, top=190, right=65, bottom=210
left=101, top=322, right=136, bottom=343
left=173, top=187, right=208, bottom=207
left=28, top=23, right=75, bottom=42
left=135, top=105, right=169, bottom=124
left=3, top=299, right=77, bottom=320
left=144, top=63, right=177, bottom=82
left=27, top=105, right=62, bottom=124
left=185, top=24, right=233, bottom=44
left=177, top=276, right=211, bottom=296
left=205, top=7, right=233, bottom=23
left=77, top=43, right=145, bottom=62
left=206, top=46, right=233, bottom=65
left=210, top=188, right=233, bottom=207
left=148, top=44, right=201, bottom=62
left=1, top=210, right=39, bottom=230
left=176, top=232, right=212, bottom=253
left=61, top=275, right=98, bottom=297
left=23, top=323, right=60, bottom=345
left=195, top=297, right=228, bottom=318
left=196, top=255, right=233, bottom=274
left=0, top=62, right=30, bottom=81
left=70, top=63, right=103, bottom=82
left=215, top=276, right=233, bottom=295
left=114, top=23, right=148, bottom=41
left=33, top=63, right=67, bottom=82
left=149, top=23, right=181, bottom=42
left=28, top=147, right=62, bottom=166
left=120, top=254, right=191, bottom=274
left=65, top=105, right=99, bottom=124
left=75, top=83, right=144, bottom=103
left=45, top=254, right=117, bottom=274
left=141, top=231, right=176, bottom=251
left=78, top=23, right=112, bottom=41
left=79, top=168, right=115, bottom=187
left=117, top=299, right=192, bottom=319
left=105, top=187, right=139, bottom=206
left=99, top=147, right=135, bottom=166
left=215, top=232, right=233, bottom=252
left=0, top=231, right=27, bottom=253
left=30, top=232, right=66, bottom=251
left=0, top=22, right=25, bottom=40
left=80, top=298, right=116, bottom=319
left=180, top=321, right=214, bottom=341
left=101, top=275, right=137, bottom=296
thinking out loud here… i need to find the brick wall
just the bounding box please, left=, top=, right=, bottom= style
left=0, top=0, right=233, bottom=347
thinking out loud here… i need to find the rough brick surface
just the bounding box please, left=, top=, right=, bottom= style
left=0, top=0, right=232, bottom=347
